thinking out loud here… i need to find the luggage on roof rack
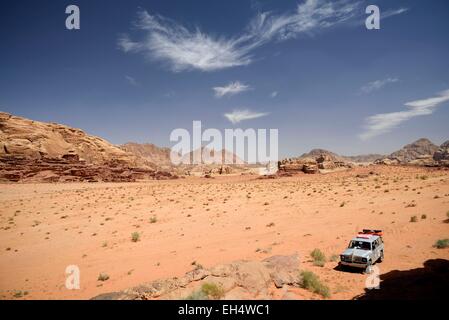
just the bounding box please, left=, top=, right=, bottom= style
left=361, top=229, right=383, bottom=236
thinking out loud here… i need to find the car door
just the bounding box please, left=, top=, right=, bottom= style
left=372, top=239, right=379, bottom=261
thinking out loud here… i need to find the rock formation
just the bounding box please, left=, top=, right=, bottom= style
left=92, top=254, right=301, bottom=300
left=387, top=138, right=438, bottom=163
left=279, top=149, right=352, bottom=174
left=0, top=112, right=177, bottom=182
left=433, top=140, right=449, bottom=166
left=375, top=138, right=448, bottom=167
left=120, top=142, right=173, bottom=168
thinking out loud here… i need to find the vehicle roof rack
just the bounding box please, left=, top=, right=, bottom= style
left=361, top=229, right=383, bottom=236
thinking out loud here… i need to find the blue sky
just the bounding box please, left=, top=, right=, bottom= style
left=1, top=0, right=448, bottom=157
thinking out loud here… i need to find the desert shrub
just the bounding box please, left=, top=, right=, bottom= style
left=98, top=273, right=109, bottom=281
left=330, top=254, right=339, bottom=262
left=185, top=290, right=208, bottom=300
left=434, top=239, right=449, bottom=249
left=421, top=214, right=427, bottom=220
left=201, top=283, right=225, bottom=300
left=131, top=232, right=140, bottom=242
left=150, top=216, right=157, bottom=224
left=310, top=249, right=326, bottom=267
left=410, top=216, right=418, bottom=223
left=185, top=283, right=224, bottom=300
left=299, top=271, right=330, bottom=298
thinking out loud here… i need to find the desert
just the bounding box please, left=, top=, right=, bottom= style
left=1, top=113, right=449, bottom=300
left=1, top=164, right=448, bottom=300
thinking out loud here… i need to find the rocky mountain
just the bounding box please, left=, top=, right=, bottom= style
left=299, top=148, right=384, bottom=164
left=388, top=138, right=439, bottom=163
left=433, top=140, right=449, bottom=164
left=373, top=138, right=449, bottom=167
left=299, top=149, right=345, bottom=162
left=180, top=147, right=245, bottom=165
left=0, top=112, right=177, bottom=182
left=120, top=142, right=172, bottom=167
left=0, top=112, right=151, bottom=167
left=344, top=154, right=385, bottom=163
left=280, top=149, right=353, bottom=174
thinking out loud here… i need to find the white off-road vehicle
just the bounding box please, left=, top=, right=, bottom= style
left=339, top=229, right=384, bottom=273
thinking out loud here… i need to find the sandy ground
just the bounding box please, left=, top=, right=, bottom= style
left=0, top=166, right=448, bottom=300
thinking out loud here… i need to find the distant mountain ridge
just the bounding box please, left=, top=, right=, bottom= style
left=293, top=138, right=448, bottom=165
left=298, top=148, right=384, bottom=164
left=120, top=142, right=172, bottom=167
left=386, top=138, right=439, bottom=163
left=1, top=111, right=447, bottom=184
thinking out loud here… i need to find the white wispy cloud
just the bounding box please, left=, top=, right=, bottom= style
left=360, top=77, right=398, bottom=94
left=270, top=91, right=279, bottom=98
left=359, top=89, right=449, bottom=140
left=213, top=81, right=251, bottom=98
left=224, top=109, right=269, bottom=124
left=118, top=0, right=383, bottom=72
left=382, top=7, right=409, bottom=19
left=125, top=75, right=139, bottom=86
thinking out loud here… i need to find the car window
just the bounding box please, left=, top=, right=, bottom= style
left=349, top=240, right=371, bottom=250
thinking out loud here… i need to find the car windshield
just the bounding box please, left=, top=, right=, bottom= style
left=349, top=240, right=371, bottom=250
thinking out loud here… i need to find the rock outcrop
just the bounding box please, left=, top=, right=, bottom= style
left=120, top=142, right=173, bottom=168
left=387, top=138, right=439, bottom=163
left=0, top=112, right=177, bottom=182
left=344, top=154, right=385, bottom=163
left=279, top=150, right=352, bottom=174
left=375, top=138, right=448, bottom=167
left=433, top=140, right=449, bottom=166
left=92, top=254, right=301, bottom=300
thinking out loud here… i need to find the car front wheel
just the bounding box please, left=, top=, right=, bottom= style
left=364, top=262, right=373, bottom=274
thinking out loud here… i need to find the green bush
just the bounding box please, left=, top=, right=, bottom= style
left=201, top=283, right=225, bottom=300
left=184, top=283, right=224, bottom=300
left=310, top=248, right=326, bottom=267
left=434, top=239, right=449, bottom=249
left=299, top=271, right=330, bottom=298
left=131, top=232, right=140, bottom=242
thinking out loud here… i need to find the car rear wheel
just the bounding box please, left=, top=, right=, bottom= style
left=378, top=251, right=384, bottom=263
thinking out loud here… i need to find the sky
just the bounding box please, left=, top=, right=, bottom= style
left=1, top=0, right=449, bottom=158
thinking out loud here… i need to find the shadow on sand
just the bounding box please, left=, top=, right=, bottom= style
left=353, top=259, right=449, bottom=300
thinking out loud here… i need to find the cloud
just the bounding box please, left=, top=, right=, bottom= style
left=213, top=81, right=251, bottom=98
left=119, top=0, right=380, bottom=72
left=382, top=7, right=409, bottom=19
left=118, top=34, right=142, bottom=53
left=125, top=75, right=139, bottom=86
left=359, top=89, right=449, bottom=140
left=360, top=77, right=398, bottom=94
left=270, top=91, right=279, bottom=98
left=224, top=109, right=269, bottom=124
